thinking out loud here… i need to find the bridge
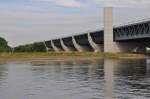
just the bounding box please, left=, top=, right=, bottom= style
left=44, top=7, right=150, bottom=53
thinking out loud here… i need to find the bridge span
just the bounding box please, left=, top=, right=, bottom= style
left=45, top=7, right=150, bottom=53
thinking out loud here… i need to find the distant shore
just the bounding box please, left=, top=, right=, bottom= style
left=0, top=52, right=146, bottom=61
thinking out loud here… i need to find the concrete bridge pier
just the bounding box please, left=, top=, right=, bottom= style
left=72, top=36, right=88, bottom=52
left=104, top=7, right=121, bottom=53
left=60, top=39, right=72, bottom=52
left=51, top=40, right=62, bottom=52
left=133, top=47, right=146, bottom=53
left=104, top=7, right=147, bottom=53
left=43, top=41, right=49, bottom=52
left=45, top=41, right=54, bottom=51
left=88, top=33, right=103, bottom=52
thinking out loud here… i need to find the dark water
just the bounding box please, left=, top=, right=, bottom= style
left=0, top=59, right=150, bottom=99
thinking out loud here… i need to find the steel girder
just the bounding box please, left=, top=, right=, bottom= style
left=114, top=22, right=150, bottom=41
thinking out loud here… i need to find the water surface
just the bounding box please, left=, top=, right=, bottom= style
left=0, top=59, right=150, bottom=99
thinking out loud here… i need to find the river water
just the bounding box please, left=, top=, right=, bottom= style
left=0, top=59, right=150, bottom=99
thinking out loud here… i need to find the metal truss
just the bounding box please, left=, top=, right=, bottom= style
left=114, top=21, right=150, bottom=41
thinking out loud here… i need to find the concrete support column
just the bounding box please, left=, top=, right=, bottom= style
left=43, top=41, right=49, bottom=52
left=72, top=36, right=84, bottom=52
left=51, top=40, right=61, bottom=52
left=134, top=46, right=146, bottom=53
left=60, top=39, right=71, bottom=52
left=104, top=7, right=120, bottom=53
left=88, top=33, right=103, bottom=52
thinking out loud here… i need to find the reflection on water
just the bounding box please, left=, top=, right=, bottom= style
left=0, top=59, right=150, bottom=99
left=104, top=59, right=115, bottom=99
left=0, top=62, right=8, bottom=85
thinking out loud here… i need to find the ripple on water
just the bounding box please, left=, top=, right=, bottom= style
left=0, top=59, right=149, bottom=99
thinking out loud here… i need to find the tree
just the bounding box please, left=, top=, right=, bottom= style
left=0, top=37, right=11, bottom=52
left=14, top=42, right=46, bottom=52
left=14, top=44, right=34, bottom=52
left=33, top=42, right=46, bottom=52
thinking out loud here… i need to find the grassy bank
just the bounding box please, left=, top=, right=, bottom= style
left=0, top=52, right=146, bottom=61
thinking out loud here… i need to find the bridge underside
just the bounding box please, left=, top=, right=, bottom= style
left=45, top=31, right=104, bottom=52
left=114, top=38, right=150, bottom=53
left=62, top=37, right=77, bottom=52
left=45, top=34, right=150, bottom=53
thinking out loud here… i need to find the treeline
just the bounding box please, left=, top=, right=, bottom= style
left=0, top=37, right=11, bottom=52
left=0, top=36, right=47, bottom=52
left=14, top=42, right=47, bottom=52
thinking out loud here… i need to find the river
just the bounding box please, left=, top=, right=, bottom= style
left=0, top=59, right=150, bottom=99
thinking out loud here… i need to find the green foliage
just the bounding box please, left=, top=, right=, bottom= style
left=0, top=37, right=11, bottom=52
left=14, top=44, right=33, bottom=52
left=0, top=37, right=7, bottom=45
left=14, top=42, right=46, bottom=52
left=33, top=42, right=46, bottom=52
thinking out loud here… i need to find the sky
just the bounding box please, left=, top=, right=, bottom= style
left=0, top=0, right=150, bottom=47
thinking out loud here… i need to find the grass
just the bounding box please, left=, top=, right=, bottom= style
left=0, top=51, right=146, bottom=61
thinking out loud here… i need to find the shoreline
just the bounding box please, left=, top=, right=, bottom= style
left=0, top=52, right=147, bottom=61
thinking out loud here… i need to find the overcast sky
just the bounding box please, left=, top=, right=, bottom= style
left=0, top=0, right=150, bottom=47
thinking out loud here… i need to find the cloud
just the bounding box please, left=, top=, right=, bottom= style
left=34, top=0, right=150, bottom=8
left=34, top=0, right=83, bottom=8
left=91, top=0, right=150, bottom=8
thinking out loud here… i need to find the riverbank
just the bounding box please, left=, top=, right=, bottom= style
left=0, top=52, right=146, bottom=61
